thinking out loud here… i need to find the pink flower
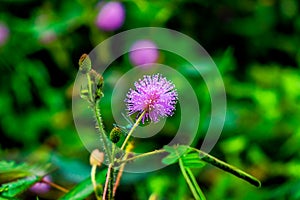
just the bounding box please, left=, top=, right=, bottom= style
left=0, top=23, right=9, bottom=46
left=96, top=2, right=125, bottom=31
left=129, top=40, right=159, bottom=67
left=125, top=74, right=178, bottom=123
left=30, top=176, right=51, bottom=194
left=39, top=30, right=56, bottom=44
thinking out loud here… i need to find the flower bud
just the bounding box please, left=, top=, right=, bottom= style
left=89, top=69, right=102, bottom=83
left=90, top=149, right=104, bottom=166
left=79, top=53, right=91, bottom=74
left=89, top=70, right=104, bottom=100
left=110, top=126, right=122, bottom=143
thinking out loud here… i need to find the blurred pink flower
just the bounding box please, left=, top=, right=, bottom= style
left=0, top=23, right=9, bottom=46
left=129, top=40, right=159, bottom=67
left=39, top=30, right=57, bottom=44
left=96, top=2, right=125, bottom=31
left=30, top=175, right=51, bottom=194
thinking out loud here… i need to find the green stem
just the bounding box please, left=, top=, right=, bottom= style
left=120, top=111, right=146, bottom=150
left=179, top=158, right=200, bottom=200
left=117, top=149, right=166, bottom=164
left=105, top=138, right=117, bottom=199
left=185, top=168, right=206, bottom=200
left=91, top=165, right=101, bottom=200
left=94, top=102, right=112, bottom=163
left=108, top=167, right=114, bottom=200
left=192, top=147, right=261, bottom=187
left=86, top=72, right=112, bottom=163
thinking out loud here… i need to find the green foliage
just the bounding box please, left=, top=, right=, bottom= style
left=0, top=161, right=32, bottom=183
left=163, top=144, right=261, bottom=198
left=0, top=161, right=52, bottom=198
left=59, top=169, right=107, bottom=200
left=0, top=176, right=39, bottom=198
left=0, top=161, right=51, bottom=183
left=181, top=151, right=206, bottom=169
left=0, top=0, right=299, bottom=199
left=162, top=145, right=206, bottom=168
left=162, top=145, right=188, bottom=165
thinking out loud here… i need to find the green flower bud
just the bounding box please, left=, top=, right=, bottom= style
left=89, top=70, right=104, bottom=100
left=79, top=53, right=91, bottom=74
left=110, top=127, right=122, bottom=143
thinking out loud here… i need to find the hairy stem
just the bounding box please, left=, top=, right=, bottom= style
left=94, top=102, right=112, bottom=163
left=108, top=167, right=114, bottom=200
left=120, top=111, right=146, bottom=150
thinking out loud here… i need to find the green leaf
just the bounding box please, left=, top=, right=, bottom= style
left=0, top=161, right=53, bottom=197
left=181, top=151, right=206, bottom=168
left=59, top=168, right=107, bottom=200
left=162, top=146, right=261, bottom=187
left=192, top=147, right=262, bottom=187
left=0, top=176, right=40, bottom=198
left=162, top=145, right=188, bottom=165
left=0, top=162, right=32, bottom=183
left=0, top=161, right=52, bottom=183
left=162, top=145, right=205, bottom=168
left=0, top=197, right=19, bottom=200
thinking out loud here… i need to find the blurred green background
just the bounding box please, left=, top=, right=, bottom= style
left=0, top=0, right=300, bottom=199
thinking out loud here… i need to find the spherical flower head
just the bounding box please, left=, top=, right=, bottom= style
left=125, top=74, right=178, bottom=123
left=129, top=40, right=159, bottom=67
left=0, top=23, right=9, bottom=46
left=96, top=2, right=125, bottom=31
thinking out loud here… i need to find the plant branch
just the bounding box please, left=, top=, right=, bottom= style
left=185, top=167, right=206, bottom=200
left=91, top=165, right=101, bottom=200
left=191, top=147, right=261, bottom=187
left=102, top=164, right=113, bottom=200
left=113, top=142, right=135, bottom=196
left=120, top=111, right=146, bottom=150
left=41, top=179, right=69, bottom=193
left=179, top=158, right=201, bottom=200
left=94, top=101, right=112, bottom=163
left=116, top=149, right=166, bottom=165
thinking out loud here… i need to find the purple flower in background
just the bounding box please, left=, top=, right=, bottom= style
left=30, top=176, right=51, bottom=194
left=0, top=23, right=9, bottom=46
left=39, top=30, right=57, bottom=44
left=129, top=40, right=159, bottom=67
left=125, top=74, right=178, bottom=123
left=96, top=2, right=125, bottom=31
